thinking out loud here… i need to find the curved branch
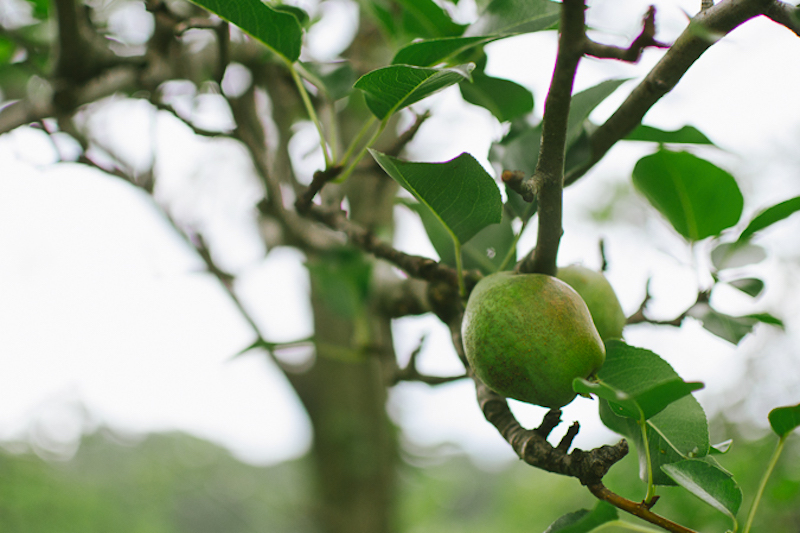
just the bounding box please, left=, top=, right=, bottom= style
left=764, top=0, right=800, bottom=36
left=566, top=0, right=777, bottom=186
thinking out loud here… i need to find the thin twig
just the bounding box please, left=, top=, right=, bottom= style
left=588, top=484, right=698, bottom=533
left=584, top=6, right=669, bottom=62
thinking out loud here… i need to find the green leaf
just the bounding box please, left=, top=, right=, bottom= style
left=190, top=0, right=303, bottom=63
left=710, top=439, right=733, bottom=454
left=632, top=150, right=744, bottom=241
left=727, top=277, right=764, bottom=298
left=589, top=341, right=704, bottom=420
left=397, top=0, right=467, bottom=38
left=662, top=459, right=742, bottom=521
left=710, top=241, right=766, bottom=270
left=543, top=501, right=618, bottom=533
left=492, top=121, right=542, bottom=180
left=566, top=79, right=628, bottom=150
left=372, top=151, right=502, bottom=244
left=737, top=195, right=800, bottom=243
left=0, top=38, right=14, bottom=65
left=598, top=341, right=709, bottom=486
left=745, top=312, right=784, bottom=328
left=768, top=403, right=800, bottom=438
left=300, top=61, right=355, bottom=100
left=460, top=72, right=534, bottom=122
left=688, top=303, right=759, bottom=345
left=465, top=0, right=560, bottom=37
left=26, top=0, right=49, bottom=19
left=392, top=36, right=493, bottom=67
left=354, top=64, right=472, bottom=120
left=625, top=124, right=715, bottom=145
left=272, top=4, right=310, bottom=27
left=403, top=201, right=515, bottom=274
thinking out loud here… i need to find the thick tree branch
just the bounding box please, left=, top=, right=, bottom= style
left=565, top=0, right=779, bottom=186
left=518, top=0, right=586, bottom=276
left=764, top=0, right=800, bottom=36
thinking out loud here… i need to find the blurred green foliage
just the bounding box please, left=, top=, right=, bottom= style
left=1, top=423, right=798, bottom=532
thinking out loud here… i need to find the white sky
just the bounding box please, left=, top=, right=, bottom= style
left=2, top=0, right=800, bottom=466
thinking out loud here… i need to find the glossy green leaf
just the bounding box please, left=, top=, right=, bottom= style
left=372, top=151, right=502, bottom=244
left=190, top=0, right=302, bottom=63
left=397, top=0, right=467, bottom=38
left=633, top=150, right=744, bottom=241
left=272, top=5, right=310, bottom=27
left=625, top=124, right=714, bottom=145
left=300, top=61, right=355, bottom=100
left=598, top=341, right=709, bottom=485
left=354, top=64, right=472, bottom=120
left=543, top=501, right=618, bottom=533
left=566, top=79, right=628, bottom=150
left=768, top=403, right=800, bottom=437
left=737, top=195, right=800, bottom=243
left=460, top=73, right=534, bottom=122
left=588, top=341, right=704, bottom=420
left=465, top=0, right=560, bottom=36
left=727, top=277, right=765, bottom=298
left=711, top=241, right=767, bottom=270
left=392, top=36, right=492, bottom=67
left=662, top=459, right=742, bottom=521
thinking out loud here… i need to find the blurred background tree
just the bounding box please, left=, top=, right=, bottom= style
left=1, top=0, right=800, bottom=531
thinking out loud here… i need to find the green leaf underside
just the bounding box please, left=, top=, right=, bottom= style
left=711, top=242, right=767, bottom=270
left=392, top=36, right=493, bottom=67
left=460, top=73, right=534, bottom=122
left=396, top=0, right=466, bottom=38
left=543, top=501, right=618, bottom=533
left=465, top=0, right=560, bottom=37
left=768, top=403, right=800, bottom=437
left=372, top=151, right=502, bottom=244
left=404, top=201, right=514, bottom=273
left=688, top=303, right=768, bottom=345
left=566, top=79, right=629, bottom=149
left=662, top=459, right=742, bottom=520
left=189, top=0, right=302, bottom=63
left=633, top=150, right=744, bottom=241
left=737, top=195, right=800, bottom=243
left=354, top=64, right=472, bottom=120
left=597, top=341, right=709, bottom=485
left=625, top=124, right=714, bottom=145
left=728, top=277, right=765, bottom=297
left=710, top=439, right=733, bottom=454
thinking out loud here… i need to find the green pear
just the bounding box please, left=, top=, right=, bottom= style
left=461, top=271, right=606, bottom=409
left=556, top=265, right=626, bottom=341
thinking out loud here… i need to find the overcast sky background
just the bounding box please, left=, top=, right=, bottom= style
left=1, top=0, right=800, bottom=467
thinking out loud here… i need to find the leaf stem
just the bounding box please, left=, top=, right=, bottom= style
left=453, top=239, right=466, bottom=299
left=289, top=63, right=332, bottom=168
left=337, top=118, right=385, bottom=183
left=638, top=415, right=657, bottom=504
left=497, top=219, right=527, bottom=272
left=742, top=435, right=787, bottom=533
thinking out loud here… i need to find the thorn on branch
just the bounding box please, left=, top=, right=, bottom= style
left=534, top=408, right=563, bottom=438
left=584, top=6, right=670, bottom=63
left=557, top=422, right=580, bottom=453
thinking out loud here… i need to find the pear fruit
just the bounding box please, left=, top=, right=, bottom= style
left=556, top=265, right=626, bottom=341
left=461, top=271, right=606, bottom=409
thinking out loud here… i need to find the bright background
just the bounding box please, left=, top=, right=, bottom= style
left=2, top=0, right=800, bottom=468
